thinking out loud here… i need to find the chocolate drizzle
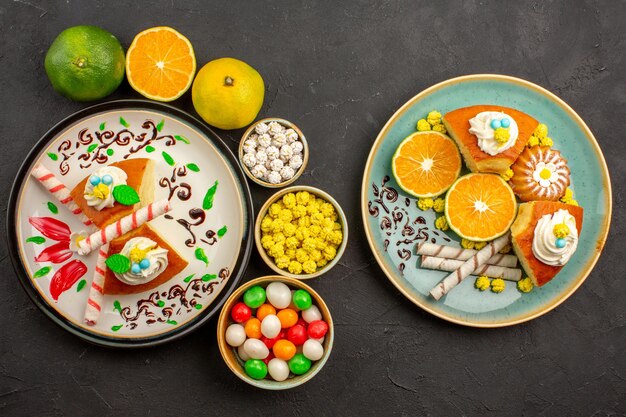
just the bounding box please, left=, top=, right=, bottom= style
left=159, top=166, right=192, bottom=201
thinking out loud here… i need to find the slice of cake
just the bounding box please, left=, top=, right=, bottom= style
left=442, top=105, right=539, bottom=174
left=511, top=201, right=583, bottom=286
left=70, top=158, right=155, bottom=228
left=103, top=224, right=188, bottom=295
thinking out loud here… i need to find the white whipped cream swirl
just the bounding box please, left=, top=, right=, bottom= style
left=468, top=111, right=519, bottom=156
left=532, top=209, right=578, bottom=266
left=114, top=237, right=169, bottom=286
left=84, top=166, right=128, bottom=211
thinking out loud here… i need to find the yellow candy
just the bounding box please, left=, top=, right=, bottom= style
left=526, top=135, right=539, bottom=147
left=283, top=223, right=296, bottom=237
left=309, top=225, right=322, bottom=238
left=460, top=239, right=475, bottom=250
left=279, top=209, right=293, bottom=223
left=268, top=203, right=283, bottom=218
left=271, top=218, right=284, bottom=233
left=288, top=261, right=303, bottom=274
left=90, top=183, right=110, bottom=200
left=129, top=246, right=149, bottom=264
left=310, top=213, right=324, bottom=225
left=474, top=241, right=487, bottom=250
left=490, top=278, right=506, bottom=293
left=494, top=127, right=510, bottom=144
left=433, top=198, right=445, bottom=213
left=553, top=223, right=570, bottom=238
left=302, top=238, right=316, bottom=253
left=297, top=216, right=311, bottom=228
left=417, top=198, right=434, bottom=211
left=427, top=110, right=442, bottom=125
left=517, top=277, right=534, bottom=293
left=500, top=168, right=514, bottom=181
left=316, top=258, right=328, bottom=268
left=295, top=249, right=309, bottom=263
left=260, top=216, right=273, bottom=233
left=295, top=226, right=310, bottom=241
left=475, top=275, right=490, bottom=291
left=309, top=249, right=322, bottom=262
left=534, top=123, right=548, bottom=139
left=272, top=232, right=285, bottom=244
left=332, top=222, right=342, bottom=231
left=320, top=203, right=335, bottom=217
left=329, top=230, right=343, bottom=245
left=431, top=123, right=447, bottom=134
left=276, top=255, right=290, bottom=269
left=291, top=205, right=307, bottom=219
left=435, top=216, right=448, bottom=231
left=539, top=136, right=553, bottom=147
left=302, top=260, right=317, bottom=274
left=323, top=245, right=337, bottom=261
left=296, top=191, right=310, bottom=205
left=560, top=187, right=574, bottom=203
left=416, top=119, right=431, bottom=131
left=282, top=193, right=296, bottom=208
left=285, top=249, right=296, bottom=260
left=285, top=236, right=299, bottom=250
left=261, top=235, right=274, bottom=250
left=268, top=243, right=284, bottom=258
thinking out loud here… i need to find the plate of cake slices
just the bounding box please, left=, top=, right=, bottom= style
left=361, top=74, right=611, bottom=327
left=7, top=100, right=254, bottom=346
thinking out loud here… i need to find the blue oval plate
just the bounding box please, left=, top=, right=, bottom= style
left=361, top=75, right=612, bottom=327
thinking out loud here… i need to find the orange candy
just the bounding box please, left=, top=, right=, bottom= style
left=277, top=308, right=298, bottom=328
left=244, top=318, right=262, bottom=339
left=256, top=304, right=277, bottom=322
left=273, top=339, right=296, bottom=360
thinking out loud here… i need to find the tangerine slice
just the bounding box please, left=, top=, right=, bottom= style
left=391, top=131, right=461, bottom=198
left=445, top=173, right=517, bottom=241
left=126, top=26, right=196, bottom=102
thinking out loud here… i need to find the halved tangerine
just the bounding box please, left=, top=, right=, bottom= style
left=126, top=26, right=196, bottom=102
left=391, top=131, right=461, bottom=198
left=445, top=173, right=517, bottom=241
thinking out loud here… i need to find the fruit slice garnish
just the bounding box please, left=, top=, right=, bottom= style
left=391, top=131, right=461, bottom=198
left=445, top=173, right=517, bottom=241
left=126, top=26, right=196, bottom=102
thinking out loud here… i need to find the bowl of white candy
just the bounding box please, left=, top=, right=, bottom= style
left=238, top=118, right=309, bottom=188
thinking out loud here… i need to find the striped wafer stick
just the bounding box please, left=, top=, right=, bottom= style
left=31, top=163, right=93, bottom=227
left=420, top=255, right=522, bottom=281
left=429, top=233, right=511, bottom=300
left=417, top=242, right=518, bottom=268
left=84, top=244, right=109, bottom=326
left=77, top=199, right=171, bottom=255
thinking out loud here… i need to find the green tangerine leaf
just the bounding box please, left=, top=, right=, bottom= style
left=162, top=151, right=175, bottom=166
left=202, top=181, right=218, bottom=210
left=157, top=300, right=165, bottom=307
left=26, top=236, right=46, bottom=244
left=194, top=304, right=203, bottom=310
left=76, top=279, right=86, bottom=292
left=87, top=144, right=98, bottom=153
left=47, top=152, right=58, bottom=161
left=195, top=248, right=209, bottom=266
left=106, top=148, right=114, bottom=156
left=156, top=119, right=165, bottom=132
left=113, top=300, right=122, bottom=313
left=33, top=266, right=51, bottom=278
left=112, top=185, right=140, bottom=206
left=186, top=163, right=200, bottom=172
left=166, top=320, right=177, bottom=325
left=47, top=201, right=58, bottom=214
left=183, top=274, right=194, bottom=283
left=217, top=225, right=228, bottom=237
left=99, top=122, right=106, bottom=131
left=145, top=145, right=155, bottom=153
left=201, top=274, right=217, bottom=282
left=119, top=117, right=129, bottom=128
left=111, top=324, right=123, bottom=331
left=106, top=254, right=131, bottom=273
left=174, top=135, right=190, bottom=144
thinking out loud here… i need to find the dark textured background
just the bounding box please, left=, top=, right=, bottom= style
left=1, top=1, right=624, bottom=416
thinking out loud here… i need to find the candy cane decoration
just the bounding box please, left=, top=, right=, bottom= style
left=77, top=199, right=171, bottom=255
left=429, top=233, right=511, bottom=300
left=31, top=163, right=93, bottom=227
left=83, top=244, right=108, bottom=326
left=420, top=255, right=522, bottom=281
left=416, top=242, right=518, bottom=268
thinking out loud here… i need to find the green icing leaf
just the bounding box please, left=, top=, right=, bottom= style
left=106, top=254, right=131, bottom=273
left=106, top=148, right=114, bottom=156
left=174, top=135, right=190, bottom=144
left=26, top=236, right=46, bottom=244
left=217, top=225, right=228, bottom=237
left=195, top=248, right=209, bottom=266
left=202, top=181, right=218, bottom=210
left=76, top=279, right=86, bottom=292
left=183, top=274, right=194, bottom=283
left=145, top=145, right=155, bottom=153
left=87, top=144, right=98, bottom=153
left=162, top=151, right=175, bottom=166
left=157, top=300, right=165, bottom=307
left=201, top=274, right=217, bottom=282
left=47, top=202, right=58, bottom=214
left=186, top=163, right=200, bottom=172
left=156, top=119, right=165, bottom=132
left=47, top=152, right=58, bottom=161
left=113, top=300, right=122, bottom=313
left=33, top=266, right=51, bottom=278
left=166, top=320, right=177, bottom=325
left=99, top=122, right=106, bottom=131
left=119, top=117, right=129, bottom=128
left=194, top=304, right=203, bottom=310
left=111, top=324, right=123, bottom=331
left=112, top=185, right=140, bottom=206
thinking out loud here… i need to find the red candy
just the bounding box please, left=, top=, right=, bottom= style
left=307, top=320, right=328, bottom=339
left=231, top=302, right=252, bottom=323
left=261, top=330, right=285, bottom=349
left=296, top=318, right=308, bottom=329
left=262, top=352, right=275, bottom=365
left=287, top=324, right=307, bottom=346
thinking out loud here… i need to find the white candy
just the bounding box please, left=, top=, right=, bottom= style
left=280, top=144, right=293, bottom=159
left=248, top=133, right=259, bottom=141
left=258, top=133, right=272, bottom=148
left=285, top=129, right=298, bottom=143
left=289, top=154, right=303, bottom=170
left=255, top=150, right=268, bottom=164
left=267, top=171, right=282, bottom=184
left=243, top=143, right=256, bottom=154
left=264, top=160, right=272, bottom=170
left=290, top=141, right=304, bottom=154
left=243, top=338, right=269, bottom=359
left=269, top=121, right=285, bottom=134
left=251, top=164, right=267, bottom=179
left=271, top=133, right=287, bottom=148
left=261, top=314, right=282, bottom=339
left=269, top=158, right=284, bottom=172
left=268, top=358, right=290, bottom=382
left=255, top=122, right=269, bottom=134
left=280, top=166, right=295, bottom=180
left=266, top=145, right=279, bottom=160
left=225, top=324, right=246, bottom=347
left=237, top=345, right=251, bottom=361
left=242, top=153, right=257, bottom=168
left=313, top=336, right=324, bottom=344
left=266, top=282, right=291, bottom=309
left=302, top=339, right=324, bottom=361
left=302, top=305, right=322, bottom=323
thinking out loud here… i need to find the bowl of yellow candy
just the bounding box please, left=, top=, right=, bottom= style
left=255, top=186, right=348, bottom=279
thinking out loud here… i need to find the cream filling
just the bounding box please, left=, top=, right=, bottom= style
left=468, top=111, right=518, bottom=156
left=114, top=237, right=169, bottom=286
left=532, top=209, right=578, bottom=266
